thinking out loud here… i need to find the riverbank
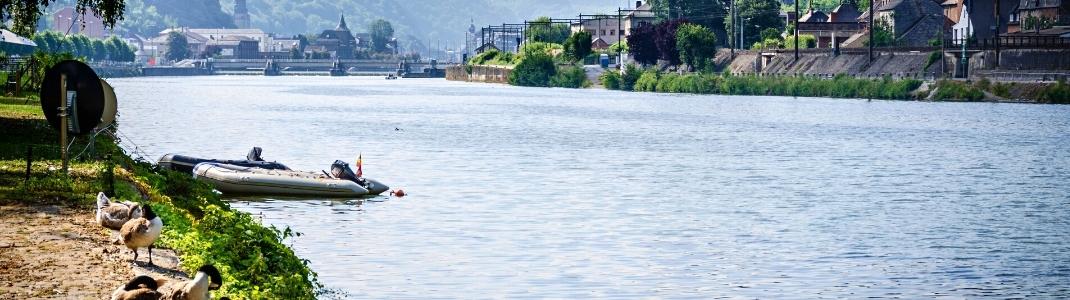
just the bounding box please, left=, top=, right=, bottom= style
left=0, top=96, right=319, bottom=299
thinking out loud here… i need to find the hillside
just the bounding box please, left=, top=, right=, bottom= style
left=217, top=0, right=628, bottom=42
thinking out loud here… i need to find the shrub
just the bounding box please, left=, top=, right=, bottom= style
left=932, top=80, right=985, bottom=101
left=620, top=64, right=641, bottom=91
left=509, top=53, right=556, bottom=87
left=519, top=42, right=562, bottom=59
left=924, top=51, right=941, bottom=71
left=468, top=50, right=516, bottom=66
left=600, top=70, right=621, bottom=90
left=550, top=66, right=589, bottom=88
left=1038, top=79, right=1070, bottom=104
left=784, top=34, right=816, bottom=49
left=633, top=69, right=660, bottom=92
left=563, top=31, right=593, bottom=63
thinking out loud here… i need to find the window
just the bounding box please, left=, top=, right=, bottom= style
left=600, top=29, right=606, bottom=35
left=610, top=29, right=616, bottom=35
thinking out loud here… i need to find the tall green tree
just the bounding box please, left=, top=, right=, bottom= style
left=165, top=31, right=189, bottom=62
left=0, top=0, right=126, bottom=36
left=724, top=0, right=784, bottom=50
left=563, top=31, right=592, bottom=63
left=369, top=19, right=395, bottom=53
left=675, top=23, right=717, bottom=71
left=648, top=0, right=728, bottom=46
left=526, top=16, right=570, bottom=44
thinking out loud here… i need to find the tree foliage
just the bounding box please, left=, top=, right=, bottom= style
left=563, top=31, right=592, bottom=63
left=165, top=31, right=189, bottom=62
left=0, top=0, right=126, bottom=36
left=648, top=0, right=728, bottom=45
left=675, top=24, right=717, bottom=70
left=509, top=52, right=556, bottom=87
left=627, top=22, right=659, bottom=66
left=369, top=19, right=395, bottom=53
left=655, top=19, right=689, bottom=66
left=724, top=0, right=784, bottom=49
left=527, top=16, right=570, bottom=44
left=120, top=0, right=177, bottom=36
left=30, top=31, right=136, bottom=61
left=865, top=18, right=895, bottom=47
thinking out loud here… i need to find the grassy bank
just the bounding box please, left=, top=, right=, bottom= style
left=0, top=97, right=319, bottom=299
left=601, top=68, right=923, bottom=100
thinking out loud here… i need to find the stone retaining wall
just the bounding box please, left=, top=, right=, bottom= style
left=445, top=65, right=512, bottom=83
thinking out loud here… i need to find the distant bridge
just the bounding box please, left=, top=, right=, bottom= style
left=144, top=59, right=442, bottom=76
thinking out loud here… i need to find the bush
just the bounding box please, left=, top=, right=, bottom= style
left=1038, top=79, right=1070, bottom=104
left=633, top=69, right=660, bottom=92
left=784, top=34, right=817, bottom=49
left=924, top=51, right=941, bottom=71
left=509, top=53, right=556, bottom=87
left=600, top=70, right=621, bottom=90
left=468, top=50, right=515, bottom=66
left=519, top=42, right=563, bottom=59
left=550, top=66, right=589, bottom=88
left=620, top=64, right=641, bottom=91
left=932, top=80, right=985, bottom=101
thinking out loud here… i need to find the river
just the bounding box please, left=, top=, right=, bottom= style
left=112, top=76, right=1070, bottom=298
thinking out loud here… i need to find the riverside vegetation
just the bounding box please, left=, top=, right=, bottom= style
left=0, top=96, right=320, bottom=299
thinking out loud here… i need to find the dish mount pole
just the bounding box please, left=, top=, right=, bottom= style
left=58, top=74, right=69, bottom=174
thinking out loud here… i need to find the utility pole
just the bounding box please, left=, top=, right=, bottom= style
left=868, top=0, right=874, bottom=63
left=994, top=0, right=1001, bottom=68
left=961, top=0, right=970, bottom=78
left=794, top=0, right=799, bottom=60
left=731, top=0, right=736, bottom=54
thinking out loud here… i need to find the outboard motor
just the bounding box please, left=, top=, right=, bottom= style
left=247, top=147, right=264, bottom=161
left=330, top=160, right=365, bottom=184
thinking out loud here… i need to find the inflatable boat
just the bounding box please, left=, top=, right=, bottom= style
left=159, top=147, right=290, bottom=173
left=193, top=160, right=389, bottom=197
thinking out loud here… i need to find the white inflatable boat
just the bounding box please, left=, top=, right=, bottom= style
left=193, top=161, right=389, bottom=197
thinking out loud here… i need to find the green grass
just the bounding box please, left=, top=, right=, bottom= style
left=611, top=70, right=924, bottom=100
left=0, top=97, right=320, bottom=299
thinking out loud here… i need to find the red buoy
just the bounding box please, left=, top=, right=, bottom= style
left=391, top=189, right=406, bottom=197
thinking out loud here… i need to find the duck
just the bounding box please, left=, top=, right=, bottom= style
left=110, top=275, right=162, bottom=300
left=97, top=192, right=143, bottom=242
left=156, top=265, right=223, bottom=300
left=120, top=203, right=163, bottom=266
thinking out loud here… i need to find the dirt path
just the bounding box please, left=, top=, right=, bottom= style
left=0, top=205, right=185, bottom=299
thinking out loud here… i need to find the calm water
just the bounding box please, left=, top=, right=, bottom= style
left=112, top=76, right=1070, bottom=298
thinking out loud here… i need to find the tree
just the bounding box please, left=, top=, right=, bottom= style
left=724, top=0, right=784, bottom=50
left=121, top=0, right=177, bottom=37
left=165, top=31, right=190, bottom=62
left=527, top=16, right=570, bottom=44
left=1, top=0, right=126, bottom=36
left=865, top=18, right=894, bottom=47
left=91, top=39, right=108, bottom=60
left=649, top=0, right=728, bottom=46
left=369, top=19, right=394, bottom=53
left=627, top=22, right=658, bottom=66
left=509, top=53, right=556, bottom=87
left=655, top=19, right=689, bottom=66
left=675, top=23, right=717, bottom=71
left=563, top=31, right=592, bottom=63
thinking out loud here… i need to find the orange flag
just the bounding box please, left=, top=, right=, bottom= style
left=356, top=153, right=363, bottom=177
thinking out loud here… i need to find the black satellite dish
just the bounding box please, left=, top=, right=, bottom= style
left=40, top=60, right=105, bottom=135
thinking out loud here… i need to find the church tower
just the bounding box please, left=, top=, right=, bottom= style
left=234, top=0, right=251, bottom=28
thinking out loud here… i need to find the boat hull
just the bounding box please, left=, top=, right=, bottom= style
left=193, top=163, right=387, bottom=197
left=159, top=153, right=290, bottom=174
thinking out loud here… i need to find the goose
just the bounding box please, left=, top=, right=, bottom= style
left=110, top=275, right=162, bottom=300
left=156, top=265, right=223, bottom=300
left=120, top=203, right=163, bottom=266
left=97, top=192, right=143, bottom=242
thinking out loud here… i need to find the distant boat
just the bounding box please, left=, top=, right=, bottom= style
left=385, top=74, right=398, bottom=80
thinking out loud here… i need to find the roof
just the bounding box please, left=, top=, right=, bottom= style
left=337, top=14, right=349, bottom=31
left=591, top=37, right=610, bottom=49
left=1019, top=0, right=1065, bottom=10
left=627, top=3, right=655, bottom=19
left=186, top=28, right=266, bottom=36
left=0, top=29, right=37, bottom=47
left=830, top=3, right=863, bottom=22
left=799, top=10, right=829, bottom=22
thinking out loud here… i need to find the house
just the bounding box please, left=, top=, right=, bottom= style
left=851, top=0, right=947, bottom=46
left=943, top=0, right=1016, bottom=44
left=52, top=6, right=107, bottom=38
left=185, top=28, right=272, bottom=53
left=148, top=29, right=208, bottom=62
left=1008, top=0, right=1070, bottom=33
left=623, top=1, right=655, bottom=37
left=570, top=17, right=623, bottom=46
left=203, top=36, right=259, bottom=59
left=313, top=14, right=358, bottom=58
left=797, top=0, right=866, bottom=48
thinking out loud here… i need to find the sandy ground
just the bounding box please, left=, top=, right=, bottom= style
left=0, top=205, right=186, bottom=299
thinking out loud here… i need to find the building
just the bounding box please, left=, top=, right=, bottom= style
left=851, top=0, right=947, bottom=46
left=623, top=1, right=656, bottom=37
left=570, top=17, right=623, bottom=47
left=52, top=6, right=107, bottom=38
left=233, top=0, right=251, bottom=29
left=313, top=15, right=358, bottom=58
left=942, top=0, right=1016, bottom=44
left=0, top=29, right=37, bottom=56
left=1008, top=0, right=1070, bottom=33
left=204, top=36, right=259, bottom=59
left=796, top=0, right=866, bottom=48
left=185, top=28, right=272, bottom=53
